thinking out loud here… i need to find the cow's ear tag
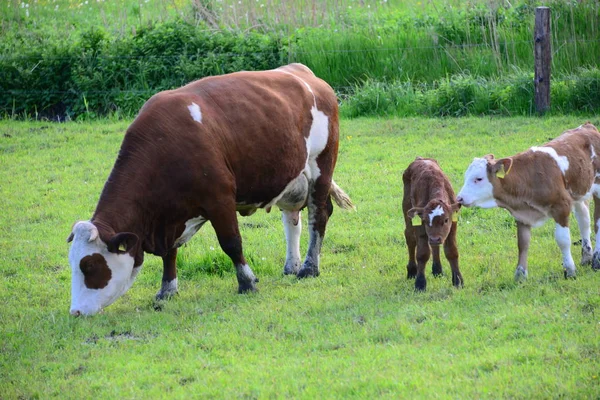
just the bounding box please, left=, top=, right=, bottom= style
left=496, top=164, right=507, bottom=179
left=452, top=212, right=459, bottom=222
left=118, top=243, right=127, bottom=252
left=411, top=215, right=422, bottom=226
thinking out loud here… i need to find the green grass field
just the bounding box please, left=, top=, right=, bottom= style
left=1, top=116, right=600, bottom=398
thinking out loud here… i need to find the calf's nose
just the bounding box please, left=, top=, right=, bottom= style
left=70, top=309, right=81, bottom=317
left=429, top=236, right=443, bottom=245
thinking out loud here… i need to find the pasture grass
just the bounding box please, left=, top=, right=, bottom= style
left=1, top=116, right=600, bottom=397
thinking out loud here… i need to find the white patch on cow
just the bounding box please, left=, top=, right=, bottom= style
left=591, top=145, right=597, bottom=160
left=282, top=211, right=302, bottom=274
left=531, top=146, right=569, bottom=175
left=187, top=102, right=202, bottom=123
left=263, top=172, right=308, bottom=211
left=239, top=264, right=256, bottom=282
left=458, top=158, right=498, bottom=208
left=304, top=106, right=329, bottom=181
left=555, top=224, right=576, bottom=277
left=428, top=205, right=444, bottom=226
left=69, top=221, right=140, bottom=316
left=175, top=216, right=206, bottom=247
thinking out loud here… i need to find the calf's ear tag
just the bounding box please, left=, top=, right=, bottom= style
left=118, top=243, right=127, bottom=252
left=452, top=212, right=459, bottom=222
left=496, top=164, right=507, bottom=179
left=411, top=215, right=422, bottom=226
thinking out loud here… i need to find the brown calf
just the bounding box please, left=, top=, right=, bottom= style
left=402, top=157, right=463, bottom=291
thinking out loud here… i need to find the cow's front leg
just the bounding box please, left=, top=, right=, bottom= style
left=415, top=234, right=430, bottom=291
left=572, top=200, right=593, bottom=265
left=515, top=221, right=531, bottom=280
left=282, top=210, right=302, bottom=275
left=297, top=182, right=333, bottom=279
left=156, top=247, right=178, bottom=299
left=210, top=207, right=258, bottom=293
left=444, top=222, right=463, bottom=287
left=555, top=223, right=577, bottom=278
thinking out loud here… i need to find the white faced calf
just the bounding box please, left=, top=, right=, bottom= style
left=457, top=123, right=600, bottom=280
left=402, top=158, right=463, bottom=291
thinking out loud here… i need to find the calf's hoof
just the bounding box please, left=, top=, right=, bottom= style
left=592, top=252, right=600, bottom=271
left=297, top=266, right=320, bottom=279
left=514, top=265, right=528, bottom=281
left=432, top=262, right=443, bottom=277
left=414, top=275, right=426, bottom=291
left=452, top=274, right=464, bottom=288
left=563, top=269, right=576, bottom=279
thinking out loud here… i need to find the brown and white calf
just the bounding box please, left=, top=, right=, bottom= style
left=402, top=157, right=463, bottom=291
left=67, top=63, right=354, bottom=316
left=457, top=123, right=600, bottom=280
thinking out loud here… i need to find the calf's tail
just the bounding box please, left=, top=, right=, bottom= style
left=329, top=180, right=355, bottom=210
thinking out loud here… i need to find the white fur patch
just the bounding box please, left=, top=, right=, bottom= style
left=428, top=205, right=444, bottom=226
left=304, top=106, right=329, bottom=181
left=591, top=145, right=597, bottom=160
left=187, top=102, right=202, bottom=123
left=458, top=158, right=498, bottom=208
left=531, top=146, right=569, bottom=175
left=175, top=216, right=206, bottom=247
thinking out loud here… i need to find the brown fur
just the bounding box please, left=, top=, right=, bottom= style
left=402, top=157, right=463, bottom=290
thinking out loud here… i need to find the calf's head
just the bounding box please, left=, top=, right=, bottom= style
left=457, top=155, right=512, bottom=208
left=408, top=200, right=460, bottom=245
left=67, top=221, right=141, bottom=316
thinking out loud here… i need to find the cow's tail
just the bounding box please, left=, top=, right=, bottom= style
left=330, top=180, right=355, bottom=210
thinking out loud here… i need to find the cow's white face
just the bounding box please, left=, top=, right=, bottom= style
left=457, top=158, right=498, bottom=208
left=68, top=221, right=141, bottom=316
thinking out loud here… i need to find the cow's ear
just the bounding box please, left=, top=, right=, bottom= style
left=491, top=157, right=513, bottom=179
left=107, top=232, right=139, bottom=254
left=407, top=207, right=424, bottom=226
left=68, top=221, right=98, bottom=243
left=484, top=154, right=495, bottom=162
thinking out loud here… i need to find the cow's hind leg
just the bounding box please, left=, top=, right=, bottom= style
left=592, top=190, right=600, bottom=271
left=515, top=222, right=531, bottom=281
left=282, top=210, right=302, bottom=275
left=573, top=200, right=593, bottom=265
left=156, top=247, right=178, bottom=299
left=210, top=206, right=258, bottom=293
left=297, top=180, right=333, bottom=279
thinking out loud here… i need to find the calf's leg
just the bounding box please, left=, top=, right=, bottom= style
left=444, top=222, right=463, bottom=287
left=156, top=247, right=178, bottom=299
left=515, top=221, right=531, bottom=280
left=572, top=200, right=593, bottom=265
left=431, top=245, right=443, bottom=277
left=415, top=233, right=430, bottom=291
left=555, top=223, right=577, bottom=278
left=404, top=225, right=417, bottom=279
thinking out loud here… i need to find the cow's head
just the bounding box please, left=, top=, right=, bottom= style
left=457, top=155, right=512, bottom=208
left=408, top=200, right=461, bottom=245
left=67, top=221, right=141, bottom=316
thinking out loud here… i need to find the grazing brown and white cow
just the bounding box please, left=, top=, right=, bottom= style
left=402, top=157, right=463, bottom=291
left=457, top=123, right=600, bottom=280
left=67, top=63, right=354, bottom=316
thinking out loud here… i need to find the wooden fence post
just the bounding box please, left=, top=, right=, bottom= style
left=534, top=7, right=551, bottom=114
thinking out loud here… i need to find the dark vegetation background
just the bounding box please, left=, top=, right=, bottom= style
left=1, top=0, right=599, bottom=119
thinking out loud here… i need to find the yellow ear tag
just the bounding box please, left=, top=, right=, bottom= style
left=118, top=243, right=127, bottom=252
left=452, top=212, right=459, bottom=222
left=496, top=164, right=506, bottom=179
left=411, top=215, right=422, bottom=226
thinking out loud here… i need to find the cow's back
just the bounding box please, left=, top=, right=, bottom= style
left=403, top=157, right=456, bottom=208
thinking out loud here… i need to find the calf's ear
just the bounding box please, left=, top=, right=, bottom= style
left=407, top=207, right=424, bottom=226
left=450, top=203, right=461, bottom=221
left=107, top=232, right=139, bottom=254
left=491, top=157, right=513, bottom=179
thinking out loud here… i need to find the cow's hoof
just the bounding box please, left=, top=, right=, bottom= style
left=297, top=266, right=319, bottom=279
left=238, top=278, right=259, bottom=293
left=514, top=265, right=528, bottom=281
left=592, top=252, right=600, bottom=271
left=283, top=260, right=301, bottom=276
left=581, top=250, right=593, bottom=266
left=452, top=274, right=464, bottom=288
left=414, top=275, right=426, bottom=291
left=155, top=278, right=178, bottom=300
left=563, top=269, right=576, bottom=279
left=432, top=262, right=443, bottom=277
